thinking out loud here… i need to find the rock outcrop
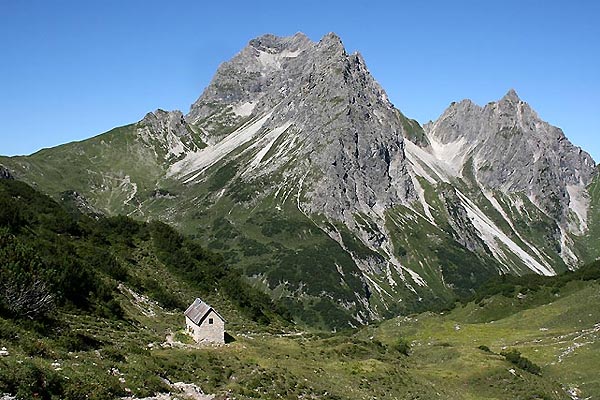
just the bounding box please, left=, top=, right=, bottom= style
left=136, top=110, right=203, bottom=163
left=0, top=165, right=13, bottom=180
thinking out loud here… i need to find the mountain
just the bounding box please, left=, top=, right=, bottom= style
left=418, top=90, right=596, bottom=260
left=1, top=32, right=598, bottom=329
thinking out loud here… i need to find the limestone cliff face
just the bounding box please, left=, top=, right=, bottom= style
left=424, top=90, right=596, bottom=224
left=187, top=32, right=313, bottom=130
left=136, top=110, right=203, bottom=164
left=185, top=33, right=416, bottom=222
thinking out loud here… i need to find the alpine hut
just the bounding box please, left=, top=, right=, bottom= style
left=184, top=298, right=226, bottom=344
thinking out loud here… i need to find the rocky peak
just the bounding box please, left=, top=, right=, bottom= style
left=317, top=32, right=346, bottom=54
left=140, top=109, right=188, bottom=137
left=424, top=99, right=481, bottom=144
left=136, top=109, right=202, bottom=162
left=248, top=32, right=312, bottom=53
left=500, top=88, right=521, bottom=103
left=483, top=93, right=538, bottom=137
left=185, top=31, right=392, bottom=136
left=425, top=90, right=597, bottom=226
left=186, top=33, right=314, bottom=126
left=321, top=31, right=343, bottom=43
left=179, top=32, right=417, bottom=222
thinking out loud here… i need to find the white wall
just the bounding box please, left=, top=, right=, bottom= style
left=185, top=311, right=225, bottom=344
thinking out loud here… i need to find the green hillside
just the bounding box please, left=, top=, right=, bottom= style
left=1, top=177, right=599, bottom=399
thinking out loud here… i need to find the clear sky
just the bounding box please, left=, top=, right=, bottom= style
left=1, top=0, right=598, bottom=161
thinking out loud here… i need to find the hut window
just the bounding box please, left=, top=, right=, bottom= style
left=209, top=318, right=214, bottom=324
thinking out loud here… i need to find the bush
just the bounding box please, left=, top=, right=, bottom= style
left=101, top=346, right=126, bottom=363
left=144, top=279, right=186, bottom=310
left=21, top=338, right=54, bottom=358
left=0, top=318, right=18, bottom=340
left=58, top=331, right=103, bottom=352
left=478, top=345, right=493, bottom=353
left=392, top=338, right=411, bottom=356
left=14, top=359, right=64, bottom=399
left=0, top=231, right=56, bottom=319
left=0, top=196, right=24, bottom=232
left=79, top=246, right=128, bottom=281
left=149, top=220, right=287, bottom=324
left=501, top=349, right=541, bottom=375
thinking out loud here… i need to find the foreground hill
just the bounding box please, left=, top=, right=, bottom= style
left=0, top=175, right=288, bottom=327
left=1, top=33, right=598, bottom=328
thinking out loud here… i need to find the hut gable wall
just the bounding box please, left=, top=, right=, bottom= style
left=184, top=299, right=225, bottom=344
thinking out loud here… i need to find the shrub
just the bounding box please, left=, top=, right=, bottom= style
left=21, top=338, right=53, bottom=358
left=0, top=231, right=56, bottom=319
left=102, top=346, right=126, bottom=363
left=501, top=349, right=541, bottom=375
left=58, top=331, right=103, bottom=352
left=79, top=246, right=128, bottom=281
left=14, top=359, right=64, bottom=399
left=392, top=338, right=411, bottom=356
left=143, top=278, right=186, bottom=310
left=478, top=345, right=493, bottom=353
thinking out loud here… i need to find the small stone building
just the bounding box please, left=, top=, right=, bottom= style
left=184, top=298, right=226, bottom=344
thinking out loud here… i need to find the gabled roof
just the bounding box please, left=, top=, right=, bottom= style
left=184, top=298, right=226, bottom=325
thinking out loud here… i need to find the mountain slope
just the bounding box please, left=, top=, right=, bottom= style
left=1, top=32, right=597, bottom=328
left=3, top=189, right=598, bottom=400
left=415, top=90, right=596, bottom=266
left=0, top=109, right=202, bottom=216
left=0, top=176, right=286, bottom=328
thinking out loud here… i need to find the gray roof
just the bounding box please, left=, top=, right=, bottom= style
left=184, top=298, right=225, bottom=325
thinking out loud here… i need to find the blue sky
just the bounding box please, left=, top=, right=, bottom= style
left=1, top=0, right=598, bottom=161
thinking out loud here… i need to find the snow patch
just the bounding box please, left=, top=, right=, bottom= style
left=256, top=49, right=303, bottom=70
left=281, top=49, right=302, bottom=58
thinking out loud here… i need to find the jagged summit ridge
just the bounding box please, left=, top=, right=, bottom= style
left=411, top=90, right=596, bottom=266
left=178, top=32, right=417, bottom=223
left=174, top=32, right=596, bottom=275
left=423, top=91, right=596, bottom=206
